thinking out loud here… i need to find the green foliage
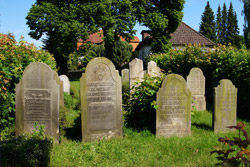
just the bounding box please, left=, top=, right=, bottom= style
left=0, top=34, right=56, bottom=135
left=26, top=0, right=98, bottom=73
left=241, top=0, right=250, bottom=48
left=136, top=0, right=185, bottom=53
left=211, top=122, right=250, bottom=166
left=124, top=74, right=164, bottom=132
left=199, top=1, right=216, bottom=42
left=1, top=127, right=53, bottom=167
left=149, top=45, right=250, bottom=117
left=216, top=5, right=222, bottom=44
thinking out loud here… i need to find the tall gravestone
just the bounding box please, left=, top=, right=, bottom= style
left=59, top=75, right=70, bottom=94
left=54, top=71, right=64, bottom=107
left=15, top=62, right=60, bottom=141
left=80, top=57, right=122, bottom=141
left=156, top=74, right=191, bottom=138
left=129, top=58, right=144, bottom=89
left=214, top=79, right=237, bottom=133
left=147, top=61, right=161, bottom=77
left=187, top=67, right=206, bottom=111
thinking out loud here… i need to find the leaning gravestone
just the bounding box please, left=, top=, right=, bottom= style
left=59, top=75, right=70, bottom=94
left=187, top=67, right=206, bottom=111
left=147, top=61, right=161, bottom=77
left=214, top=79, right=237, bottom=133
left=129, top=58, right=144, bottom=89
left=80, top=57, right=122, bottom=141
left=156, top=74, right=192, bottom=138
left=15, top=62, right=60, bottom=141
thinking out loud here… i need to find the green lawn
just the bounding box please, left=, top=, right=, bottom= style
left=49, top=80, right=250, bottom=167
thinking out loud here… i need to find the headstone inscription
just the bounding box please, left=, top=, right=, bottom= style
left=147, top=61, right=161, bottom=77
left=15, top=62, right=60, bottom=141
left=214, top=79, right=237, bottom=133
left=59, top=75, right=70, bottom=94
left=80, top=57, right=122, bottom=141
left=187, top=67, right=206, bottom=111
left=129, top=58, right=144, bottom=89
left=156, top=74, right=192, bottom=138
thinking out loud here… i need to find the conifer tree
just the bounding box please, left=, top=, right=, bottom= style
left=227, top=2, right=239, bottom=45
left=216, top=5, right=222, bottom=44
left=241, top=0, right=250, bottom=48
left=199, top=1, right=216, bottom=41
left=221, top=3, right=228, bottom=44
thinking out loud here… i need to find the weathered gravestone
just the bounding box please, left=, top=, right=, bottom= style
left=80, top=57, right=122, bottom=141
left=156, top=74, right=192, bottom=138
left=214, top=79, right=237, bottom=133
left=129, top=58, right=144, bottom=89
left=121, top=69, right=129, bottom=87
left=147, top=61, right=161, bottom=77
left=54, top=71, right=64, bottom=107
left=15, top=62, right=60, bottom=141
left=187, top=67, right=206, bottom=111
left=59, top=74, right=70, bottom=94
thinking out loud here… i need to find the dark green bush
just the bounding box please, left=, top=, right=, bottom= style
left=124, top=74, right=164, bottom=133
left=0, top=34, right=57, bottom=137
left=1, top=132, right=53, bottom=167
left=149, top=45, right=250, bottom=117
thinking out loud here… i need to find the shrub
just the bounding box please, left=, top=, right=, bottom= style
left=124, top=74, right=164, bottom=133
left=149, top=45, right=250, bottom=117
left=211, top=122, right=250, bottom=166
left=0, top=34, right=57, bottom=136
left=0, top=124, right=53, bottom=167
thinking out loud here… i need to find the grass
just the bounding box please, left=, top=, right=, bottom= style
left=50, top=80, right=250, bottom=167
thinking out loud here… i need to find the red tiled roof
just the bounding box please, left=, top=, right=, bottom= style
left=77, top=30, right=140, bottom=51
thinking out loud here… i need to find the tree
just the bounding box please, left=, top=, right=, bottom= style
left=216, top=5, right=222, bottom=44
left=136, top=0, right=185, bottom=53
left=221, top=3, right=228, bottom=44
left=199, top=1, right=216, bottom=42
left=26, top=1, right=97, bottom=73
left=227, top=2, right=239, bottom=46
left=240, top=0, right=250, bottom=48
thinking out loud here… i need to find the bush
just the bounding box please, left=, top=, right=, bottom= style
left=124, top=74, right=164, bottom=133
left=0, top=34, right=57, bottom=137
left=0, top=125, right=53, bottom=167
left=149, top=45, right=250, bottom=117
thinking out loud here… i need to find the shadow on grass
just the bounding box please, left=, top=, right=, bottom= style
left=65, top=115, right=82, bottom=141
left=192, top=122, right=213, bottom=131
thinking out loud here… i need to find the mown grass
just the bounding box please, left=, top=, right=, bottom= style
left=51, top=80, right=250, bottom=167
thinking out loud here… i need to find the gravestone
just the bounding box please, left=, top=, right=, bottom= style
left=121, top=69, right=130, bottom=91
left=214, top=79, right=237, bottom=133
left=54, top=71, right=64, bottom=107
left=15, top=62, right=60, bottom=141
left=147, top=61, right=161, bottom=77
left=156, top=74, right=192, bottom=138
left=80, top=57, right=122, bottom=141
left=129, top=58, right=144, bottom=89
left=187, top=67, right=206, bottom=111
left=59, top=75, right=70, bottom=94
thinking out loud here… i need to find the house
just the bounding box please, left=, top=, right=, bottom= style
left=77, top=30, right=140, bottom=51
left=136, top=22, right=216, bottom=61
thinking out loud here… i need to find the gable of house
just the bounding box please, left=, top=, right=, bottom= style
left=136, top=22, right=215, bottom=61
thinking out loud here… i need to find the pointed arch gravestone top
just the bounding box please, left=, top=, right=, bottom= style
left=15, top=62, right=60, bottom=141
left=80, top=57, right=122, bottom=142
left=187, top=67, right=206, bottom=111
left=214, top=79, right=237, bottom=133
left=156, top=74, right=192, bottom=138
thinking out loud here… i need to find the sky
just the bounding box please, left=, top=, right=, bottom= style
left=0, top=0, right=245, bottom=48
